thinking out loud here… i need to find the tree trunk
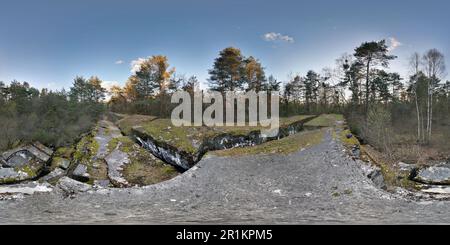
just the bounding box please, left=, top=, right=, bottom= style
left=365, top=59, right=371, bottom=121
left=426, top=78, right=430, bottom=143
left=429, top=91, right=433, bottom=141
left=415, top=93, right=421, bottom=143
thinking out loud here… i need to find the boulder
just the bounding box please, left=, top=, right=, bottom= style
left=4, top=150, right=35, bottom=168
left=0, top=168, right=29, bottom=184
left=41, top=168, right=65, bottom=183
left=0, top=157, right=6, bottom=167
left=56, top=177, right=91, bottom=195
left=351, top=145, right=361, bottom=158
left=54, top=158, right=71, bottom=170
left=26, top=145, right=51, bottom=162
left=31, top=142, right=54, bottom=156
left=93, top=179, right=111, bottom=188
left=0, top=142, right=52, bottom=184
left=72, top=164, right=90, bottom=182
left=413, top=164, right=450, bottom=185
left=368, top=169, right=387, bottom=190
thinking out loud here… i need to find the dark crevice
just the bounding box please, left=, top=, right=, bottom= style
left=132, top=116, right=319, bottom=171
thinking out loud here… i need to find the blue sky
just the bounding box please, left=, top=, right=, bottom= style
left=0, top=0, right=449, bottom=90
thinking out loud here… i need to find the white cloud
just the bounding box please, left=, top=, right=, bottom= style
left=115, top=60, right=124, bottom=65
left=102, top=81, right=121, bottom=102
left=263, top=32, right=294, bottom=43
left=388, top=37, right=403, bottom=51
left=102, top=80, right=120, bottom=91
left=130, top=57, right=148, bottom=74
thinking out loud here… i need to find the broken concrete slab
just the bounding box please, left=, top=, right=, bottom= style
left=105, top=147, right=130, bottom=187
left=41, top=168, right=66, bottom=183
left=56, top=177, right=91, bottom=195
left=4, top=150, right=35, bottom=168
left=0, top=182, right=53, bottom=195
left=0, top=168, right=29, bottom=184
left=93, top=179, right=111, bottom=188
left=413, top=164, right=450, bottom=185
left=55, top=158, right=71, bottom=170
left=72, top=164, right=90, bottom=182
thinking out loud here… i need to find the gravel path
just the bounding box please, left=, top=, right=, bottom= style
left=1, top=129, right=450, bottom=224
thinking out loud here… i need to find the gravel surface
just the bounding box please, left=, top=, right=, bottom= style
left=1, top=129, right=450, bottom=224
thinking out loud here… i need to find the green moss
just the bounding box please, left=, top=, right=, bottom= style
left=107, top=138, right=119, bottom=152
left=0, top=177, right=19, bottom=184
left=16, top=165, right=37, bottom=178
left=55, top=147, right=74, bottom=158
left=108, top=136, right=135, bottom=153
left=73, top=134, right=98, bottom=161
left=117, top=114, right=157, bottom=135
left=340, top=129, right=360, bottom=147
left=50, top=156, right=63, bottom=170
left=129, top=115, right=318, bottom=154
left=122, top=147, right=179, bottom=186
left=343, top=189, right=353, bottom=195
left=71, top=133, right=108, bottom=182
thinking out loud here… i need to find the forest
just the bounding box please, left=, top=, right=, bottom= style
left=1, top=40, right=449, bottom=165
left=107, top=40, right=449, bottom=164
left=0, top=77, right=105, bottom=151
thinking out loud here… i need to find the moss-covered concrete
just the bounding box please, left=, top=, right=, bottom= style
left=213, top=129, right=326, bottom=157
left=127, top=115, right=318, bottom=155
left=117, top=114, right=157, bottom=135
left=71, top=131, right=107, bottom=183
left=113, top=136, right=178, bottom=186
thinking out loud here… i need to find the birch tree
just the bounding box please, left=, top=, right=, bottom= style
left=422, top=49, right=446, bottom=143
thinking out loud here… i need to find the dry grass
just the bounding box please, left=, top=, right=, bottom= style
left=113, top=136, right=179, bottom=186
left=117, top=114, right=157, bottom=135
left=304, top=114, right=344, bottom=127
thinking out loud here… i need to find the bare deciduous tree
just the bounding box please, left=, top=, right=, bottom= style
left=422, top=49, right=446, bottom=143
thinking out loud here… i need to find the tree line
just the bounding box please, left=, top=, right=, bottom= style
left=108, top=41, right=449, bottom=157
left=0, top=77, right=106, bottom=151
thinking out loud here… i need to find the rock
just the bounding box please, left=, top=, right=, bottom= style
left=24, top=145, right=51, bottom=163
left=56, top=158, right=70, bottom=170
left=4, top=150, right=35, bottom=168
left=368, top=169, right=387, bottom=190
left=105, top=148, right=130, bottom=187
left=421, top=186, right=450, bottom=194
left=72, top=164, right=90, bottom=182
left=351, top=145, right=361, bottom=158
left=56, top=177, right=91, bottom=195
left=41, top=168, right=65, bottom=183
left=0, top=142, right=51, bottom=183
left=0, top=182, right=52, bottom=195
left=0, top=168, right=29, bottom=184
left=413, top=164, right=450, bottom=185
left=397, top=162, right=417, bottom=172
left=0, top=157, right=6, bottom=167
left=93, top=180, right=111, bottom=188
left=31, top=142, right=54, bottom=156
